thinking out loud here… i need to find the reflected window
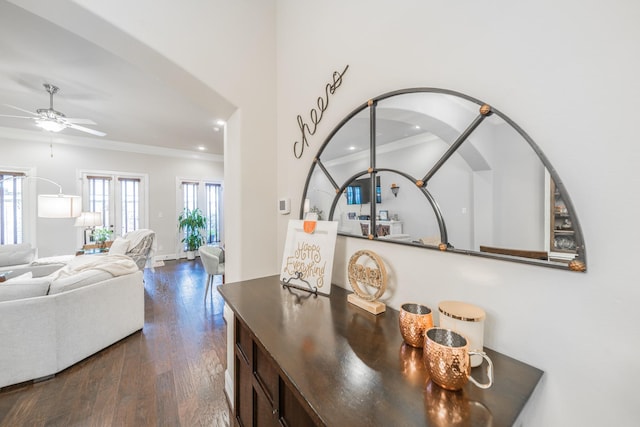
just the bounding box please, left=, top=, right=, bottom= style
left=346, top=185, right=362, bottom=205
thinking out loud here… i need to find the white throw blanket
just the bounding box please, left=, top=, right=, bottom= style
left=51, top=254, right=139, bottom=280
left=123, top=229, right=156, bottom=270
left=30, top=254, right=75, bottom=266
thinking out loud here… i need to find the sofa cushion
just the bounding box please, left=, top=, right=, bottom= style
left=7, top=272, right=32, bottom=280
left=0, top=243, right=31, bottom=254
left=0, top=275, right=51, bottom=302
left=48, top=270, right=114, bottom=295
left=108, top=237, right=130, bottom=255
left=0, top=244, right=36, bottom=268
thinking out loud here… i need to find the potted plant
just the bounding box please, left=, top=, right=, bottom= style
left=178, top=208, right=207, bottom=260
left=93, top=227, right=113, bottom=249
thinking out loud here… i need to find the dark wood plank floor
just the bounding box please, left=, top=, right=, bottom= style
left=0, top=259, right=230, bottom=427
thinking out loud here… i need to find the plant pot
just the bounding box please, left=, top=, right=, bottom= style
left=186, top=251, right=196, bottom=260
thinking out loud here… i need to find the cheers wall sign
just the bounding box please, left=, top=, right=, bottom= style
left=293, top=65, right=349, bottom=159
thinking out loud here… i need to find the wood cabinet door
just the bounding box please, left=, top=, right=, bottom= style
left=234, top=352, right=253, bottom=427
left=234, top=317, right=319, bottom=426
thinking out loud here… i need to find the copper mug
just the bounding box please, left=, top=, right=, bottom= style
left=424, top=327, right=493, bottom=391
left=399, top=303, right=434, bottom=348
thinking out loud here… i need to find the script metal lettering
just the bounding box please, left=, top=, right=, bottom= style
left=293, top=65, right=349, bottom=159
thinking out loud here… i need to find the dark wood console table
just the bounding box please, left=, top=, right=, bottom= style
left=219, top=275, right=543, bottom=426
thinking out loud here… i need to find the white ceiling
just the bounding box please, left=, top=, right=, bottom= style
left=0, top=1, right=229, bottom=158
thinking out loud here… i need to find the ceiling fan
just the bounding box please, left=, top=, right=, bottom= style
left=0, top=83, right=106, bottom=137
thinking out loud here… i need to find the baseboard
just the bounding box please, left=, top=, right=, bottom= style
left=153, top=253, right=183, bottom=261
left=149, top=253, right=203, bottom=267
left=224, top=369, right=234, bottom=411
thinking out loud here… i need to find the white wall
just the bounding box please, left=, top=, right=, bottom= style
left=0, top=134, right=222, bottom=258
left=277, top=1, right=640, bottom=425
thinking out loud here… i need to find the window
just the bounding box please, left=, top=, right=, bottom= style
left=182, top=182, right=198, bottom=212
left=82, top=171, right=147, bottom=236
left=119, top=178, right=140, bottom=235
left=0, top=172, right=24, bottom=244
left=87, top=175, right=111, bottom=228
left=179, top=179, right=223, bottom=246
left=205, top=183, right=222, bottom=244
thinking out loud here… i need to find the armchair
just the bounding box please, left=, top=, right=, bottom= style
left=199, top=245, right=225, bottom=300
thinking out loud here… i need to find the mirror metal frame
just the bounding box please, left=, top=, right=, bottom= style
left=300, top=88, right=587, bottom=272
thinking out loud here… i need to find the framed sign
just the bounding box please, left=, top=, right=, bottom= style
left=280, top=219, right=338, bottom=296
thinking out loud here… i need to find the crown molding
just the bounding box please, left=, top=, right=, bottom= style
left=0, top=126, right=223, bottom=162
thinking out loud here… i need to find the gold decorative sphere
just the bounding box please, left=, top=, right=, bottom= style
left=569, top=260, right=586, bottom=272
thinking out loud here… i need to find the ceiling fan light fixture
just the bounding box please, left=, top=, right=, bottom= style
left=36, top=119, right=65, bottom=132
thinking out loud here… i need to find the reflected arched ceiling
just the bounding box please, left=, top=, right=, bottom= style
left=321, top=106, right=491, bottom=172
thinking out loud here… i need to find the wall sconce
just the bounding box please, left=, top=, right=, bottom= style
left=391, top=183, right=400, bottom=198
left=0, top=175, right=82, bottom=218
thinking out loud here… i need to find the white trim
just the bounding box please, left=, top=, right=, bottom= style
left=0, top=126, right=223, bottom=162
left=223, top=303, right=235, bottom=410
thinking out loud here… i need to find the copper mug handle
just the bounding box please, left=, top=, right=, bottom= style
left=467, top=351, right=494, bottom=389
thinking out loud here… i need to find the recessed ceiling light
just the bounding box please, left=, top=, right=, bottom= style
left=415, top=125, right=421, bottom=130
left=348, top=146, right=356, bottom=151
left=198, top=146, right=206, bottom=151
left=213, top=127, right=220, bottom=132
left=216, top=120, right=226, bottom=126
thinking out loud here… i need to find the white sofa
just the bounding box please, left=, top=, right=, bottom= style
left=0, top=255, right=144, bottom=389
left=0, top=243, right=68, bottom=279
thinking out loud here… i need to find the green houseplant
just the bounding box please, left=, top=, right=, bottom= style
left=178, top=208, right=207, bottom=260
left=92, top=227, right=113, bottom=248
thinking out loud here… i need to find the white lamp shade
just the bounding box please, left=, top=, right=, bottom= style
left=74, top=211, right=102, bottom=227
left=38, top=194, right=82, bottom=218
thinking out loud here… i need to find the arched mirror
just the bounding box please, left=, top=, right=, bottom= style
left=301, top=88, right=586, bottom=272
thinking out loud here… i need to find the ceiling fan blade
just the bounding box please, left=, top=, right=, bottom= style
left=0, top=113, right=35, bottom=120
left=63, top=117, right=97, bottom=125
left=3, top=104, right=38, bottom=116
left=67, top=123, right=106, bottom=137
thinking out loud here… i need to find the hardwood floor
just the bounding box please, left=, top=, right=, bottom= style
left=0, top=260, right=230, bottom=427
